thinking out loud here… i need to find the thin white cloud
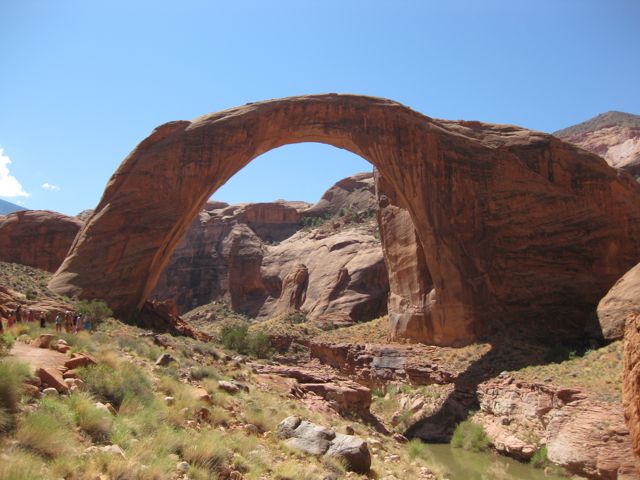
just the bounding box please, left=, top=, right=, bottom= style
left=41, top=182, right=60, bottom=191
left=0, top=147, right=30, bottom=198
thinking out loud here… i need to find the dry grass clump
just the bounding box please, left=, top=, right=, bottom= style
left=78, top=361, right=154, bottom=408
left=16, top=408, right=78, bottom=457
left=0, top=449, right=47, bottom=479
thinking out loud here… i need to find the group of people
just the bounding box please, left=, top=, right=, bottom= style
left=1, top=304, right=47, bottom=330
left=0, top=304, right=92, bottom=334
left=53, top=311, right=93, bottom=334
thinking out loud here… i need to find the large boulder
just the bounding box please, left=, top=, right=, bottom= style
left=49, top=94, right=640, bottom=346
left=597, top=262, right=640, bottom=340
left=0, top=210, right=82, bottom=272
left=276, top=416, right=371, bottom=473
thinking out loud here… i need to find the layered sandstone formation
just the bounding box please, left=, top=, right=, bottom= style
left=625, top=312, right=640, bottom=457
left=555, top=111, right=640, bottom=176
left=152, top=200, right=306, bottom=313
left=49, top=94, right=640, bottom=346
left=0, top=210, right=82, bottom=272
left=475, top=375, right=639, bottom=479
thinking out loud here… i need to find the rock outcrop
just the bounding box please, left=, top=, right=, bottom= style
left=152, top=187, right=387, bottom=323
left=49, top=94, right=640, bottom=346
left=474, top=375, right=639, bottom=479
left=555, top=111, right=640, bottom=176
left=624, top=312, right=640, bottom=457
left=276, top=416, right=371, bottom=473
left=597, top=262, right=640, bottom=341
left=305, top=172, right=376, bottom=218
left=0, top=210, right=82, bottom=272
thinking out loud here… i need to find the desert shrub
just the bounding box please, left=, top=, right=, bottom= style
left=190, top=365, right=220, bottom=381
left=0, top=333, right=15, bottom=356
left=219, top=323, right=249, bottom=353
left=247, top=331, right=273, bottom=359
left=0, top=450, right=46, bottom=480
left=451, top=420, right=490, bottom=452
left=67, top=392, right=113, bottom=441
left=530, top=445, right=549, bottom=468
left=406, top=438, right=429, bottom=459
left=183, top=430, right=232, bottom=471
left=285, top=312, right=308, bottom=324
left=219, top=323, right=272, bottom=358
left=25, top=290, right=37, bottom=300
left=76, top=298, right=112, bottom=322
left=17, top=409, right=77, bottom=457
left=0, top=360, right=29, bottom=414
left=78, top=362, right=153, bottom=408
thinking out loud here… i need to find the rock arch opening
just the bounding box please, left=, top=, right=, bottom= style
left=151, top=142, right=389, bottom=325
left=48, top=94, right=640, bottom=347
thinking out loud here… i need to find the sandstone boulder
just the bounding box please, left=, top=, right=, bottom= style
left=276, top=416, right=371, bottom=473
left=0, top=210, right=82, bottom=272
left=36, top=367, right=69, bottom=393
left=624, top=313, right=640, bottom=457
left=597, top=262, right=640, bottom=341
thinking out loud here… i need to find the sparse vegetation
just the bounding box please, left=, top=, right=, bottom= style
left=76, top=298, right=113, bottom=322
left=451, top=420, right=491, bottom=453
left=219, top=323, right=273, bottom=358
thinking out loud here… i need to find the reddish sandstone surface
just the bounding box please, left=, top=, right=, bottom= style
left=0, top=210, right=82, bottom=272
left=555, top=111, right=640, bottom=176
left=48, top=94, right=640, bottom=346
left=624, top=312, right=640, bottom=457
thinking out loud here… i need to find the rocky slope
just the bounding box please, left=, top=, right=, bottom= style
left=0, top=210, right=82, bottom=272
left=555, top=111, right=640, bottom=176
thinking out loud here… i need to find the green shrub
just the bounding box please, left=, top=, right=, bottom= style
left=0, top=360, right=30, bottom=413
left=0, top=333, right=15, bottom=356
left=247, top=331, right=273, bottom=359
left=218, top=324, right=273, bottom=358
left=78, top=362, right=153, bottom=408
left=451, top=420, right=490, bottom=452
left=67, top=392, right=113, bottom=442
left=406, top=438, right=429, bottom=459
left=219, top=323, right=249, bottom=353
left=530, top=445, right=549, bottom=469
left=76, top=298, right=112, bottom=322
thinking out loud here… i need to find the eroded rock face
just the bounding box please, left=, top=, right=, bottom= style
left=474, top=376, right=640, bottom=478
left=305, top=172, right=376, bottom=218
left=624, top=313, right=640, bottom=457
left=0, top=210, right=82, bottom=272
left=152, top=187, right=387, bottom=323
left=49, top=94, right=640, bottom=346
left=260, top=228, right=388, bottom=324
left=555, top=111, right=640, bottom=176
left=597, top=262, right=640, bottom=341
left=375, top=172, right=435, bottom=343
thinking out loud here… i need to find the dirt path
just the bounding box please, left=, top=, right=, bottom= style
left=9, top=341, right=68, bottom=372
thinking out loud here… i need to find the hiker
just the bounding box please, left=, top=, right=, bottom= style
left=7, top=310, right=15, bottom=329
left=15, top=304, right=22, bottom=323
left=54, top=313, right=62, bottom=333
left=28, top=309, right=35, bottom=323
left=39, top=314, right=46, bottom=328
left=83, top=315, right=92, bottom=334
left=64, top=311, right=73, bottom=333
left=0, top=316, right=4, bottom=333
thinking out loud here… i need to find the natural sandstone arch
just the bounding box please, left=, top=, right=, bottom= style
left=49, top=94, right=640, bottom=346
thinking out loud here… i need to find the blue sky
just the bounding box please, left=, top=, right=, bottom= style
left=1, top=0, right=638, bottom=216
